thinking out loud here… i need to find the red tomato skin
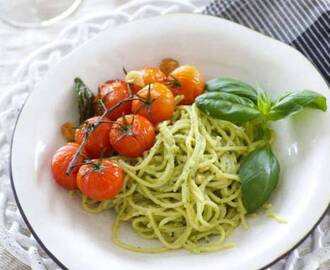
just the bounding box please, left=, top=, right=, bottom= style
left=142, top=67, right=166, bottom=85
left=51, top=143, right=85, bottom=190
left=109, top=114, right=155, bottom=158
left=169, top=65, right=205, bottom=105
left=75, top=116, right=112, bottom=158
left=97, top=80, right=131, bottom=120
left=132, top=83, right=175, bottom=125
left=77, top=160, right=123, bottom=201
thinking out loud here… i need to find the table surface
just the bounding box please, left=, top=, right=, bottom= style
left=0, top=1, right=129, bottom=269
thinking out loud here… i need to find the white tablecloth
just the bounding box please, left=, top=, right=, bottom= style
left=0, top=1, right=129, bottom=269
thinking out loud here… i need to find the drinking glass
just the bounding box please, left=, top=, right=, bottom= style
left=0, top=0, right=82, bottom=27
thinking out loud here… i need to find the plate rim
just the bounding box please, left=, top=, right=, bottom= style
left=10, top=13, right=330, bottom=270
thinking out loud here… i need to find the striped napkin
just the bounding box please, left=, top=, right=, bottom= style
left=204, top=0, right=330, bottom=84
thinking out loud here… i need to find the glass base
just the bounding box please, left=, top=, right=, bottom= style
left=0, top=0, right=82, bottom=28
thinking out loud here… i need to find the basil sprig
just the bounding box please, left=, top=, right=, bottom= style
left=198, top=79, right=327, bottom=123
left=197, top=78, right=327, bottom=213
left=74, top=77, right=95, bottom=124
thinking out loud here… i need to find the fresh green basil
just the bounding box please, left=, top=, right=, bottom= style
left=239, top=145, right=280, bottom=214
left=198, top=78, right=327, bottom=213
left=256, top=91, right=272, bottom=116
left=206, top=78, right=258, bottom=103
left=74, top=77, right=95, bottom=124
left=196, top=92, right=261, bottom=123
left=269, top=90, right=327, bottom=121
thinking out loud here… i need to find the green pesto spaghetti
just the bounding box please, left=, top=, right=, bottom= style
left=81, top=104, right=265, bottom=253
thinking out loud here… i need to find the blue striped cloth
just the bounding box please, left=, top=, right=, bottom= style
left=204, top=0, right=330, bottom=84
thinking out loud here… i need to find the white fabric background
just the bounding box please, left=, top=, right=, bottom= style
left=0, top=1, right=129, bottom=269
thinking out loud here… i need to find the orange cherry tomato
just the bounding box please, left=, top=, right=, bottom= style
left=77, top=159, right=123, bottom=201
left=143, top=67, right=166, bottom=85
left=75, top=116, right=112, bottom=158
left=51, top=143, right=85, bottom=190
left=96, top=80, right=131, bottom=120
left=159, top=58, right=179, bottom=76
left=131, top=83, right=175, bottom=125
left=126, top=67, right=166, bottom=93
left=169, top=65, right=205, bottom=105
left=109, top=114, right=155, bottom=157
left=61, top=122, right=76, bottom=142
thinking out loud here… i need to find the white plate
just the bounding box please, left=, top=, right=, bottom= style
left=10, top=14, right=330, bottom=270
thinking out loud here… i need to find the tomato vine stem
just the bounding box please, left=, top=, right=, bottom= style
left=66, top=79, right=160, bottom=176
left=65, top=95, right=137, bottom=175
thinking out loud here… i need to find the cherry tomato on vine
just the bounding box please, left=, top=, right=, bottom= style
left=51, top=143, right=85, bottom=190
left=95, top=80, right=131, bottom=120
left=159, top=58, right=179, bottom=75
left=142, top=67, right=166, bottom=85
left=109, top=114, right=155, bottom=157
left=77, top=159, right=123, bottom=201
left=131, top=83, right=175, bottom=125
left=75, top=116, right=112, bottom=158
left=126, top=67, right=166, bottom=92
left=61, top=122, right=76, bottom=142
left=168, top=65, right=205, bottom=105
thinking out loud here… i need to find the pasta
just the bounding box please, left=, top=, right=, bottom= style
left=82, top=104, right=264, bottom=253
left=53, top=71, right=324, bottom=255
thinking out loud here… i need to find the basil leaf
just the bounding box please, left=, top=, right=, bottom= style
left=74, top=77, right=95, bottom=124
left=269, top=90, right=327, bottom=121
left=196, top=92, right=261, bottom=123
left=206, top=78, right=258, bottom=103
left=239, top=145, right=280, bottom=214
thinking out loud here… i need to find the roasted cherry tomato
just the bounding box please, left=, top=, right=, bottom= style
left=131, top=83, right=175, bottom=125
left=95, top=80, right=131, bottom=120
left=109, top=114, right=155, bottom=157
left=125, top=67, right=166, bottom=92
left=75, top=116, right=112, bottom=158
left=142, top=67, right=166, bottom=85
left=169, top=65, right=205, bottom=105
left=51, top=143, right=85, bottom=190
left=61, top=122, right=76, bottom=142
left=159, top=58, right=179, bottom=75
left=77, top=159, right=123, bottom=201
